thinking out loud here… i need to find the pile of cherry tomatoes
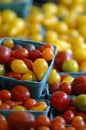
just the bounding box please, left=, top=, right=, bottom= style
left=0, top=110, right=86, bottom=130
left=0, top=38, right=55, bottom=81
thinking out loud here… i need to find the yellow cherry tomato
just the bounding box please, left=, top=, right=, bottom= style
left=11, top=59, right=32, bottom=74
left=33, top=58, right=48, bottom=81
left=12, top=105, right=26, bottom=111
left=48, top=69, right=61, bottom=84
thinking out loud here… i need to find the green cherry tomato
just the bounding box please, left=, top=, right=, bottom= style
left=0, top=64, right=5, bottom=76
left=62, top=59, right=79, bottom=72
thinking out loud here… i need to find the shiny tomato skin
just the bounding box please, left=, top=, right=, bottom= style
left=0, top=46, right=11, bottom=64
left=50, top=91, right=69, bottom=112
left=49, top=83, right=60, bottom=94
left=8, top=111, right=35, bottom=129
left=72, top=75, right=86, bottom=95
left=59, top=82, right=72, bottom=95
left=11, top=48, right=29, bottom=59
left=0, top=114, right=10, bottom=130
left=11, top=85, right=31, bottom=102
left=0, top=89, right=12, bottom=102
left=0, top=103, right=10, bottom=110
left=28, top=49, right=42, bottom=61
left=22, top=58, right=33, bottom=71
left=63, top=110, right=75, bottom=124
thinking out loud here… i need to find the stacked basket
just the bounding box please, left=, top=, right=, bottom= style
left=0, top=0, right=33, bottom=17
left=0, top=38, right=57, bottom=118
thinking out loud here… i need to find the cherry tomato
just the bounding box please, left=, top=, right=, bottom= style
left=8, top=111, right=35, bottom=129
left=50, top=91, right=69, bottom=112
left=51, top=122, right=66, bottom=130
left=12, top=105, right=26, bottom=111
left=60, top=74, right=70, bottom=82
left=0, top=114, right=6, bottom=121
left=0, top=89, right=12, bottom=102
left=3, top=39, right=14, bottom=49
left=20, top=73, right=33, bottom=81
left=0, top=64, right=5, bottom=76
left=51, top=116, right=66, bottom=128
left=5, top=100, right=23, bottom=109
left=28, top=49, right=42, bottom=61
left=11, top=48, right=29, bottom=59
left=63, top=110, right=75, bottom=124
left=5, top=72, right=21, bottom=79
left=33, top=58, right=48, bottom=81
left=38, top=44, right=54, bottom=52
left=42, top=48, right=54, bottom=61
left=22, top=58, right=33, bottom=71
left=13, top=44, right=23, bottom=50
left=62, top=59, right=79, bottom=72
left=11, top=85, right=31, bottom=102
left=35, top=115, right=51, bottom=128
left=0, top=103, right=10, bottom=110
left=48, top=69, right=61, bottom=84
left=30, top=101, right=48, bottom=111
left=59, top=82, right=72, bottom=95
left=72, top=75, right=86, bottom=95
left=0, top=114, right=10, bottom=130
left=0, top=46, right=11, bottom=64
left=25, top=44, right=36, bottom=52
left=71, top=116, right=86, bottom=129
left=11, top=59, right=32, bottom=74
left=24, top=98, right=37, bottom=110
left=49, top=83, right=60, bottom=94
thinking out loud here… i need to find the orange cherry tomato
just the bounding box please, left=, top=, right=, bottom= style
left=24, top=98, right=37, bottom=110
left=42, top=48, right=54, bottom=61
left=0, top=89, right=12, bottom=102
left=0, top=103, right=10, bottom=110
left=35, top=115, right=51, bottom=128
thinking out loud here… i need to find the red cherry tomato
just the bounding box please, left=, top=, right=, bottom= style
left=35, top=115, right=51, bottom=128
left=11, top=48, right=29, bottom=59
left=51, top=116, right=66, bottom=128
left=24, top=98, right=37, bottom=110
left=50, top=91, right=69, bottom=112
left=5, top=72, right=21, bottom=79
left=5, top=100, right=23, bottom=109
left=28, top=49, right=42, bottom=61
left=22, top=58, right=33, bottom=71
left=0, top=46, right=11, bottom=64
left=8, top=111, right=35, bottom=129
left=25, top=44, right=36, bottom=52
left=0, top=114, right=10, bottom=130
left=0, top=103, right=10, bottom=110
left=0, top=89, right=12, bottom=102
left=63, top=110, right=75, bottom=124
left=38, top=44, right=54, bottom=52
left=11, top=85, right=31, bottom=102
left=49, top=83, right=60, bottom=94
left=59, top=82, right=72, bottom=95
